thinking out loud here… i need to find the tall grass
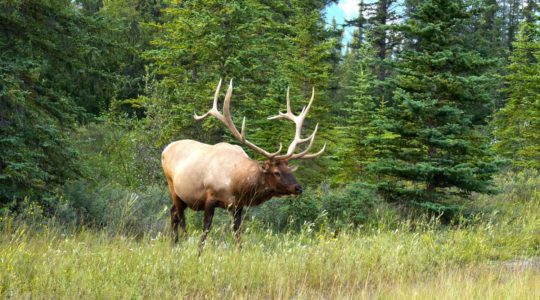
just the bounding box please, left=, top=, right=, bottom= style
left=1, top=171, right=539, bottom=298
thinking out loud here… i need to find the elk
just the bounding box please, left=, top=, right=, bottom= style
left=161, top=79, right=325, bottom=251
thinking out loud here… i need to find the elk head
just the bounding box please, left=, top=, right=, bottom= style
left=194, top=79, right=326, bottom=196
left=261, top=160, right=302, bottom=195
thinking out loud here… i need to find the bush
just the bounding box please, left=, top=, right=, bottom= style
left=56, top=180, right=170, bottom=236
left=248, top=182, right=383, bottom=232
left=321, top=182, right=379, bottom=228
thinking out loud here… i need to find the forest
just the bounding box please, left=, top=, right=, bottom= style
left=1, top=0, right=539, bottom=298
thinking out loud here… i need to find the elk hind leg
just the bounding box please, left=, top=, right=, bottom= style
left=198, top=201, right=216, bottom=255
left=170, top=201, right=187, bottom=243
left=167, top=178, right=186, bottom=243
left=232, top=206, right=243, bottom=244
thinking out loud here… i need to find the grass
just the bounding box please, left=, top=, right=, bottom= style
left=1, top=172, right=539, bottom=299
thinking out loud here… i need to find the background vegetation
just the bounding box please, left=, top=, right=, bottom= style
left=1, top=0, right=539, bottom=298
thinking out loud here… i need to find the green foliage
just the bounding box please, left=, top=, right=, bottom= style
left=368, top=0, right=500, bottom=211
left=333, top=40, right=381, bottom=183
left=0, top=0, right=156, bottom=210
left=59, top=181, right=168, bottom=235
left=144, top=0, right=293, bottom=146
left=73, top=115, right=163, bottom=188
left=265, top=182, right=382, bottom=230
left=2, top=0, right=539, bottom=234
left=320, top=182, right=379, bottom=227
left=0, top=0, right=84, bottom=208
left=493, top=7, right=540, bottom=169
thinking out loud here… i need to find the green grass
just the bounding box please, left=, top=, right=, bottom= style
left=0, top=231, right=538, bottom=299
left=1, top=172, right=539, bottom=299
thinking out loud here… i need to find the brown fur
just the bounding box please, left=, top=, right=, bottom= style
left=162, top=139, right=301, bottom=252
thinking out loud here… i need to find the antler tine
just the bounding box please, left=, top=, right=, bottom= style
left=270, top=87, right=326, bottom=160
left=240, top=117, right=246, bottom=141
left=289, top=126, right=320, bottom=159
left=286, top=86, right=292, bottom=115
left=194, top=78, right=223, bottom=121
left=194, top=79, right=283, bottom=159
left=213, top=78, right=223, bottom=110
left=223, top=79, right=234, bottom=127
left=268, top=86, right=296, bottom=121
left=303, top=87, right=315, bottom=117
left=298, top=143, right=326, bottom=159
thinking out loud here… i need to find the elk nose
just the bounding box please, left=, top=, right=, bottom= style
left=294, top=185, right=303, bottom=195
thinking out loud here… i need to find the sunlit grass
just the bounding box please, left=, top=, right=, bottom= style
left=1, top=214, right=538, bottom=298
left=1, top=171, right=539, bottom=298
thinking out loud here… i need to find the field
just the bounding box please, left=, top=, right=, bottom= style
left=1, top=174, right=539, bottom=299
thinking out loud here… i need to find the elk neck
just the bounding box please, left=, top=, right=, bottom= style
left=232, top=159, right=275, bottom=205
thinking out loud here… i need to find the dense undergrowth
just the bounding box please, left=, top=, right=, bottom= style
left=1, top=170, right=539, bottom=298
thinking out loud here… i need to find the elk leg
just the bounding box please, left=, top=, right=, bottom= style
left=171, top=200, right=187, bottom=244
left=171, top=205, right=180, bottom=243
left=167, top=177, right=187, bottom=244
left=178, top=201, right=187, bottom=236
left=232, top=207, right=243, bottom=243
left=198, top=202, right=216, bottom=255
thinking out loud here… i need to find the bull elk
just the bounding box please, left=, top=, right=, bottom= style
left=161, top=79, right=325, bottom=252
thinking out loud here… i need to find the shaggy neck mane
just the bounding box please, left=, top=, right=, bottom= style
left=233, top=159, right=275, bottom=206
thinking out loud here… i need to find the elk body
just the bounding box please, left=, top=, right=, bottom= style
left=161, top=79, right=325, bottom=251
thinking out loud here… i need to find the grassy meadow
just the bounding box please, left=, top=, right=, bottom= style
left=1, top=173, right=539, bottom=299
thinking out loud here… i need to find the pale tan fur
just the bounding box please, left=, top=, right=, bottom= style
left=162, top=139, right=261, bottom=211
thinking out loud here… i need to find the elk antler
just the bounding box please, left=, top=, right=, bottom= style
left=268, top=87, right=326, bottom=160
left=194, top=79, right=283, bottom=159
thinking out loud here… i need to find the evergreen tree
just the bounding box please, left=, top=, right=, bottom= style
left=371, top=0, right=398, bottom=82
left=503, top=0, right=525, bottom=51
left=274, top=0, right=335, bottom=183
left=345, top=0, right=371, bottom=51
left=0, top=0, right=115, bottom=208
left=369, top=0, right=500, bottom=212
left=99, top=0, right=164, bottom=113
left=327, top=17, right=344, bottom=107
left=334, top=42, right=378, bottom=183
left=463, top=0, right=507, bottom=114
left=493, top=0, right=540, bottom=168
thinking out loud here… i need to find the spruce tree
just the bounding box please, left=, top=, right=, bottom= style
left=493, top=1, right=540, bottom=169
left=334, top=41, right=380, bottom=183
left=369, top=0, right=500, bottom=212
left=0, top=0, right=126, bottom=208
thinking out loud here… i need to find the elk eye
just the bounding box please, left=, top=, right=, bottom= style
left=273, top=172, right=281, bottom=177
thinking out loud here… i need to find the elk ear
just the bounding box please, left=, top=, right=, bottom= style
left=288, top=165, right=298, bottom=172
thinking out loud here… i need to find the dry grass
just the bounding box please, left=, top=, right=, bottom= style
left=1, top=171, right=539, bottom=299
left=1, top=221, right=538, bottom=299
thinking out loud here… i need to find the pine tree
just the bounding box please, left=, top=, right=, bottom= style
left=369, top=0, right=500, bottom=212
left=493, top=0, right=540, bottom=168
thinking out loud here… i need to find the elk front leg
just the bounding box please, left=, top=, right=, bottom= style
left=198, top=201, right=216, bottom=255
left=232, top=206, right=243, bottom=243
